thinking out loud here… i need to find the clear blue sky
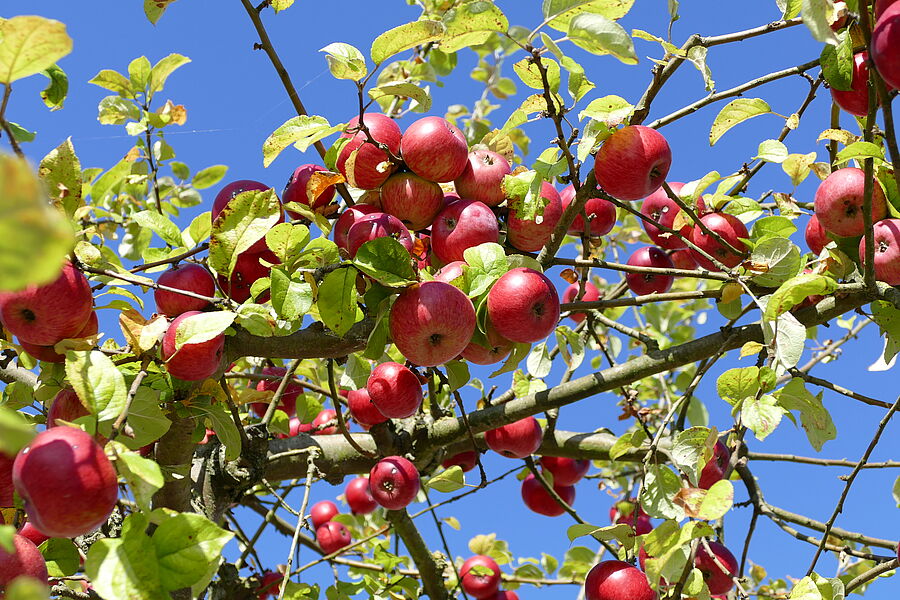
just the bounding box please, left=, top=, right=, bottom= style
left=8, top=0, right=900, bottom=597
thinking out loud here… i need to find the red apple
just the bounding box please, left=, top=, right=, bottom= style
left=859, top=218, right=900, bottom=285
left=283, top=164, right=335, bottom=216
left=389, top=281, right=476, bottom=367
left=584, top=560, right=656, bottom=600
left=876, top=0, right=900, bottom=20
left=0, top=261, right=93, bottom=346
left=694, top=541, right=738, bottom=595
left=347, top=388, right=388, bottom=428
left=161, top=311, right=225, bottom=381
left=805, top=214, right=829, bottom=255
left=814, top=167, right=888, bottom=237
left=345, top=476, right=378, bottom=515
left=831, top=52, right=879, bottom=117
left=625, top=247, right=675, bottom=295
left=20, top=311, right=98, bottom=364
left=366, top=362, right=423, bottom=419
left=368, top=456, right=420, bottom=510
left=155, top=263, right=215, bottom=317
left=873, top=3, right=900, bottom=90
left=610, top=499, right=653, bottom=535
left=0, top=534, right=47, bottom=591
left=250, top=366, right=301, bottom=418
left=460, top=555, right=501, bottom=599
left=46, top=388, right=89, bottom=427
left=433, top=260, right=466, bottom=284
left=431, top=199, right=500, bottom=264
left=400, top=117, right=468, bottom=183
left=640, top=182, right=694, bottom=249
left=380, top=172, right=445, bottom=231
left=560, top=184, right=617, bottom=237
left=337, top=113, right=402, bottom=190
left=460, top=318, right=514, bottom=365
left=17, top=523, right=49, bottom=548
left=212, top=180, right=283, bottom=255
left=487, top=268, right=560, bottom=343
left=358, top=189, right=383, bottom=210
left=316, top=521, right=352, bottom=555
left=485, top=416, right=542, bottom=459
left=257, top=570, right=282, bottom=600
left=275, top=417, right=312, bottom=439
left=216, top=249, right=279, bottom=304
left=561, top=281, right=600, bottom=324
left=688, top=213, right=749, bottom=271
left=698, top=441, right=730, bottom=490
left=507, top=182, right=563, bottom=252
left=670, top=249, right=697, bottom=271
left=334, top=204, right=380, bottom=252
left=594, top=125, right=672, bottom=201
left=0, top=454, right=13, bottom=509
left=454, top=150, right=511, bottom=207
left=540, top=456, right=590, bottom=486
left=310, top=500, right=339, bottom=529
left=13, top=427, right=118, bottom=538
left=441, top=451, right=478, bottom=473
left=492, top=592, right=519, bottom=600
left=311, top=409, right=338, bottom=435
left=520, top=474, right=575, bottom=517
left=346, top=212, right=414, bottom=259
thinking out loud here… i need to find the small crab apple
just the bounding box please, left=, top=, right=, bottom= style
left=380, top=172, right=445, bottom=231
left=520, top=474, right=576, bottom=517
left=507, top=182, right=563, bottom=252
left=369, top=456, right=420, bottom=510
left=561, top=281, right=601, bottom=324
left=19, top=311, right=98, bottom=364
left=859, top=218, right=900, bottom=285
left=431, top=199, right=500, bottom=264
left=0, top=534, right=48, bottom=592
left=487, top=268, right=560, bottom=344
left=442, top=451, right=478, bottom=473
left=694, top=541, right=739, bottom=595
left=454, top=149, right=511, bottom=207
left=250, top=366, right=302, bottom=418
left=316, top=521, right=352, bottom=555
left=154, top=263, right=215, bottom=317
left=334, top=204, right=380, bottom=252
left=814, top=167, right=888, bottom=237
left=698, top=441, right=731, bottom=490
left=311, top=409, right=338, bottom=435
left=485, top=416, right=542, bottom=459
left=346, top=212, right=414, bottom=259
left=310, top=501, right=339, bottom=529
left=337, top=113, right=402, bottom=190
left=584, top=560, right=657, bottom=600
left=625, top=247, right=675, bottom=295
left=345, top=477, right=378, bottom=515
left=460, top=555, right=501, bottom=599
left=689, top=213, right=749, bottom=271
left=366, top=362, right=423, bottom=419
left=347, top=388, right=388, bottom=428
left=161, top=311, right=225, bottom=381
left=560, top=184, right=617, bottom=237
left=593, top=125, right=672, bottom=201
left=283, top=164, right=335, bottom=216
left=540, top=456, right=590, bottom=486
left=805, top=214, right=829, bottom=255
left=400, top=116, right=469, bottom=183
left=211, top=180, right=283, bottom=255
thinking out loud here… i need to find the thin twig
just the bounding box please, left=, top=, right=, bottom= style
left=278, top=449, right=319, bottom=600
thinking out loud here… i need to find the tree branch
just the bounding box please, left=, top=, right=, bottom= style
left=386, top=509, right=448, bottom=600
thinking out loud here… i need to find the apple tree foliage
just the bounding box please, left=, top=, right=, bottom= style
left=0, top=1, right=899, bottom=599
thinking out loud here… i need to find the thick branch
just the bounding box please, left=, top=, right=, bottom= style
left=0, top=354, right=37, bottom=388
left=153, top=416, right=197, bottom=513
left=225, top=318, right=374, bottom=363
left=386, top=509, right=448, bottom=600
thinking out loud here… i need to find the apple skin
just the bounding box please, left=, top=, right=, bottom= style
left=584, top=560, right=657, bottom=600
left=257, top=570, right=282, bottom=600
left=593, top=125, right=672, bottom=201
left=431, top=199, right=500, bottom=264
left=560, top=184, right=617, bottom=237
left=492, top=592, right=519, bottom=600
left=161, top=311, right=225, bottom=381
left=381, top=172, right=445, bottom=231
left=366, top=362, right=423, bottom=419
left=814, top=167, right=888, bottom=237
left=212, top=180, right=283, bottom=255
left=0, top=454, right=13, bottom=508
left=283, top=164, right=335, bottom=217
left=507, top=182, right=563, bottom=252
left=805, top=214, right=829, bottom=255
left=609, top=499, right=652, bottom=534
left=561, top=281, right=601, bottom=324
left=217, top=249, right=279, bottom=304
left=368, top=455, right=420, bottom=510
left=275, top=417, right=312, bottom=439
left=13, top=427, right=118, bottom=538
left=345, top=476, right=378, bottom=515
left=460, top=318, right=514, bottom=365
left=0, top=534, right=48, bottom=591
left=310, top=500, right=339, bottom=529
left=155, top=263, right=215, bottom=317
left=433, top=260, right=466, bottom=284
left=400, top=116, right=469, bottom=183
left=831, top=52, right=880, bottom=117
left=337, top=113, right=402, bottom=190
left=20, top=311, right=98, bottom=364
left=250, top=366, right=301, bottom=418
left=640, top=182, right=694, bottom=249
left=520, top=474, right=576, bottom=517
left=873, top=3, right=900, bottom=90
left=487, top=268, right=560, bottom=344
left=17, top=523, right=50, bottom=548
left=334, top=204, right=380, bottom=252
left=698, top=441, right=730, bottom=490
left=694, top=541, right=738, bottom=595
left=46, top=388, right=89, bottom=428
left=689, top=213, right=749, bottom=271
left=316, top=521, right=352, bottom=555
left=460, top=555, right=501, bottom=599
left=442, top=451, right=478, bottom=473
left=877, top=0, right=900, bottom=19
left=311, top=409, right=338, bottom=435
left=485, top=416, right=542, bottom=459
left=625, top=247, right=675, bottom=295
left=0, top=261, right=94, bottom=347
left=670, top=249, right=697, bottom=271
left=346, top=212, right=414, bottom=259
left=389, top=281, right=476, bottom=367
left=540, top=456, right=590, bottom=486
left=347, top=388, right=388, bottom=428
left=859, top=218, right=900, bottom=285
left=454, top=150, right=511, bottom=207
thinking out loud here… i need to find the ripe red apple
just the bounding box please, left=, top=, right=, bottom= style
left=212, top=180, right=283, bottom=255
left=337, top=113, right=402, bottom=190
left=689, top=213, right=749, bottom=271
left=366, top=362, right=423, bottom=419
left=876, top=0, right=900, bottom=20
left=805, top=214, right=829, bottom=255
left=155, top=263, right=215, bottom=317
left=400, top=116, right=469, bottom=183
left=487, top=268, right=560, bottom=343
left=433, top=260, right=466, bottom=284
left=347, top=388, right=388, bottom=428
left=19, top=311, right=98, bottom=364
left=161, top=311, right=225, bottom=381
left=431, top=199, right=500, bottom=264
left=17, top=523, right=50, bottom=548
left=250, top=366, right=301, bottom=418
left=13, top=427, right=118, bottom=538
left=389, top=281, right=476, bottom=367
left=460, top=319, right=514, bottom=365
left=670, top=249, right=697, bottom=271
left=520, top=474, right=575, bottom=517
left=873, top=4, right=900, bottom=90
left=814, top=167, right=888, bottom=237
left=540, top=456, right=590, bottom=486
left=560, top=184, right=617, bottom=237
left=584, top=560, right=656, bottom=600
left=625, top=247, right=675, bottom=295
left=594, top=125, right=672, bottom=201
left=561, top=281, right=600, bottom=324
left=441, top=451, right=478, bottom=473
left=640, top=182, right=697, bottom=249
left=831, top=52, right=879, bottom=117
left=283, top=164, right=335, bottom=217
left=460, top=555, right=501, bottom=599
left=609, top=498, right=652, bottom=534
left=257, top=570, right=282, bottom=600
left=346, top=212, right=414, bottom=259
left=334, top=204, right=380, bottom=252
left=311, top=409, right=338, bottom=435
left=859, top=218, right=900, bottom=285
left=695, top=541, right=738, bottom=595
left=698, top=441, right=731, bottom=490
left=275, top=417, right=312, bottom=439
left=492, top=591, right=519, bottom=600
left=0, top=534, right=48, bottom=591
left=216, top=249, right=279, bottom=304
left=454, top=150, right=511, bottom=207
left=485, top=416, right=542, bottom=458
left=316, top=521, right=352, bottom=555
left=47, top=388, right=89, bottom=427
left=0, top=261, right=93, bottom=346
left=310, top=500, right=339, bottom=529
left=0, top=454, right=13, bottom=509
left=345, top=476, right=378, bottom=515
left=507, top=182, right=563, bottom=252
left=368, top=455, right=420, bottom=510
left=380, top=172, right=445, bottom=231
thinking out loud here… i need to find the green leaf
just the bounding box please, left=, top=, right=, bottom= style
left=197, top=400, right=242, bottom=461
left=871, top=300, right=900, bottom=363
left=151, top=512, right=234, bottom=591
left=445, top=360, right=470, bottom=391
left=270, top=267, right=313, bottom=321
left=835, top=141, right=886, bottom=166
left=110, top=441, right=164, bottom=512
left=318, top=267, right=360, bottom=336
left=370, top=20, right=445, bottom=65
left=353, top=237, right=416, bottom=287
left=513, top=57, right=560, bottom=91
left=697, top=480, right=734, bottom=520
left=543, top=0, right=634, bottom=31
left=749, top=238, right=802, bottom=287
left=709, top=98, right=773, bottom=145
left=782, top=152, right=818, bottom=186
left=266, top=222, right=311, bottom=268
left=320, top=42, right=368, bottom=81
left=780, top=0, right=803, bottom=18
left=65, top=350, right=127, bottom=422
left=566, top=523, right=635, bottom=548
left=790, top=576, right=824, bottom=600
left=132, top=210, right=183, bottom=247
left=743, top=393, right=784, bottom=441
left=717, top=366, right=775, bottom=406
left=441, top=1, right=510, bottom=53
left=755, top=139, right=789, bottom=163
left=802, top=0, right=839, bottom=46
left=687, top=45, right=714, bottom=92
left=427, top=465, right=465, bottom=492
left=762, top=309, right=807, bottom=371
left=368, top=82, right=432, bottom=113
left=173, top=311, right=236, bottom=350
left=85, top=514, right=167, bottom=600
left=89, top=69, right=132, bottom=96
left=671, top=427, right=713, bottom=486
left=144, top=0, right=177, bottom=24
left=640, top=465, right=684, bottom=520
left=0, top=16, right=73, bottom=84
left=463, top=242, right=509, bottom=297
left=578, top=95, right=634, bottom=124
left=0, top=406, right=35, bottom=457
left=526, top=342, right=552, bottom=378
left=38, top=137, right=82, bottom=218
left=184, top=212, right=212, bottom=247
left=820, top=31, right=853, bottom=91
left=567, top=13, right=637, bottom=64
left=778, top=378, right=837, bottom=451
left=609, top=429, right=647, bottom=461
left=128, top=57, right=151, bottom=93
left=191, top=165, right=227, bottom=189
left=764, top=273, right=837, bottom=320
left=40, top=537, right=80, bottom=577
left=209, top=188, right=281, bottom=278
left=120, top=387, right=171, bottom=450
left=262, top=115, right=343, bottom=167
left=271, top=0, right=294, bottom=11
left=503, top=170, right=545, bottom=222
left=149, top=53, right=191, bottom=95
left=40, top=63, right=68, bottom=110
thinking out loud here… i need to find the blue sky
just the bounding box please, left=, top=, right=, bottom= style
left=8, top=0, right=900, bottom=597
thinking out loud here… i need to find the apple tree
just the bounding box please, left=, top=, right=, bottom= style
left=0, top=0, right=899, bottom=599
